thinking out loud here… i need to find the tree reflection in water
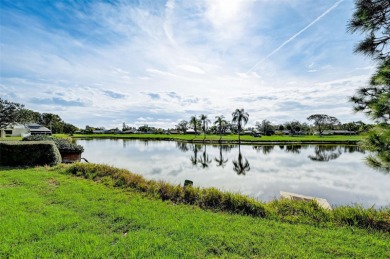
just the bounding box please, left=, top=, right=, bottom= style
left=190, top=144, right=202, bottom=166
left=176, top=142, right=189, bottom=152
left=308, top=145, right=342, bottom=162
left=342, top=145, right=365, bottom=154
left=215, top=145, right=229, bottom=168
left=285, top=145, right=302, bottom=154
left=233, top=145, right=250, bottom=175
left=198, top=144, right=212, bottom=168
left=253, top=145, right=274, bottom=155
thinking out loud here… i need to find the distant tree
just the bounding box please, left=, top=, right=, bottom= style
left=284, top=120, right=301, bottom=134
left=63, top=123, right=78, bottom=135
left=232, top=108, right=249, bottom=144
left=15, top=108, right=41, bottom=125
left=122, top=122, right=132, bottom=132
left=85, top=125, right=94, bottom=134
left=307, top=114, right=340, bottom=136
left=138, top=125, right=149, bottom=133
left=0, top=99, right=24, bottom=129
left=40, top=113, right=64, bottom=133
left=340, top=121, right=367, bottom=133
left=214, top=115, right=228, bottom=141
left=189, top=116, right=200, bottom=136
left=278, top=124, right=285, bottom=131
left=256, top=119, right=272, bottom=135
left=199, top=114, right=210, bottom=140
left=176, top=120, right=188, bottom=134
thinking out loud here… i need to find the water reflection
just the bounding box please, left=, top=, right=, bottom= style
left=308, top=146, right=342, bottom=162
left=190, top=144, right=202, bottom=166
left=232, top=145, right=251, bottom=175
left=285, top=145, right=304, bottom=154
left=214, top=145, right=229, bottom=168
left=176, top=142, right=189, bottom=152
left=253, top=145, right=274, bottom=155
left=184, top=144, right=364, bottom=168
left=198, top=144, right=212, bottom=168
left=76, top=139, right=390, bottom=207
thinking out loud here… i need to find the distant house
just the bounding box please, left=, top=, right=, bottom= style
left=186, top=129, right=196, bottom=134
left=27, top=123, right=52, bottom=135
left=330, top=130, right=356, bottom=135
left=2, top=123, right=30, bottom=137
left=242, top=130, right=253, bottom=135
left=92, top=129, right=106, bottom=134
left=123, top=129, right=137, bottom=134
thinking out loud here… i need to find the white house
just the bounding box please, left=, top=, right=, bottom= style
left=2, top=123, right=30, bottom=137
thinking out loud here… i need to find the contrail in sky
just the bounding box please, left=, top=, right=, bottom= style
left=247, top=0, right=344, bottom=73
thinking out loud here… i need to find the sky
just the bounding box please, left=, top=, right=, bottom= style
left=0, top=0, right=376, bottom=129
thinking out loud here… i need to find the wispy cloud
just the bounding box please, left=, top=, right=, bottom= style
left=247, top=0, right=345, bottom=73
left=0, top=0, right=374, bottom=128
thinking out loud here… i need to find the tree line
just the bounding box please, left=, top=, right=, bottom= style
left=0, top=98, right=78, bottom=134
left=175, top=111, right=370, bottom=137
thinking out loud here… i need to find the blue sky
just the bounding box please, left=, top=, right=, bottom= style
left=0, top=0, right=375, bottom=129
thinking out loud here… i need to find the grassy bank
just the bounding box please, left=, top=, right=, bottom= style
left=0, top=166, right=389, bottom=258
left=69, top=133, right=363, bottom=144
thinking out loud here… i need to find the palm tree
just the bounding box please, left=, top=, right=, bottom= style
left=232, top=145, right=250, bottom=175
left=214, top=115, right=228, bottom=142
left=199, top=114, right=211, bottom=141
left=232, top=108, right=249, bottom=144
left=189, top=116, right=199, bottom=137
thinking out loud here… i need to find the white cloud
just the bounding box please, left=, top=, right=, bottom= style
left=0, top=0, right=375, bottom=129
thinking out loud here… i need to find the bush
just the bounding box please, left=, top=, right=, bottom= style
left=0, top=141, right=61, bottom=166
left=23, top=135, right=84, bottom=153
left=52, top=138, right=84, bottom=153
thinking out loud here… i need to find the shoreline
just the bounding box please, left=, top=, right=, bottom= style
left=69, top=133, right=362, bottom=145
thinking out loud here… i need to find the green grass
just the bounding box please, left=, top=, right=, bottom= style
left=0, top=136, right=22, bottom=141
left=70, top=133, right=363, bottom=144
left=1, top=166, right=389, bottom=257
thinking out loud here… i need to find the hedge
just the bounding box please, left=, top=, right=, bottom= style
left=0, top=141, right=61, bottom=166
left=22, top=135, right=84, bottom=153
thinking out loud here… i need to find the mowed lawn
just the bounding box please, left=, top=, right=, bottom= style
left=0, top=167, right=388, bottom=258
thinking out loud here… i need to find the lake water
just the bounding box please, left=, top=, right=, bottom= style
left=76, top=139, right=390, bottom=208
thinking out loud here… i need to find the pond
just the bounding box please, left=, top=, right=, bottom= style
left=76, top=139, right=390, bottom=208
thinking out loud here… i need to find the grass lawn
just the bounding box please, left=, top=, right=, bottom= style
left=0, top=166, right=388, bottom=258
left=0, top=136, right=22, bottom=141
left=69, top=133, right=363, bottom=143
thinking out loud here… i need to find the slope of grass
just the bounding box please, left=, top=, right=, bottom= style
left=0, top=166, right=389, bottom=258
left=70, top=133, right=363, bottom=143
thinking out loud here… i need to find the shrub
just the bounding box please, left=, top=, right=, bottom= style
left=333, top=205, right=390, bottom=232
left=23, top=136, right=84, bottom=153
left=0, top=141, right=61, bottom=166
left=52, top=138, right=84, bottom=153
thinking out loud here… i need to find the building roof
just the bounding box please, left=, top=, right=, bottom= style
left=30, top=126, right=51, bottom=132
